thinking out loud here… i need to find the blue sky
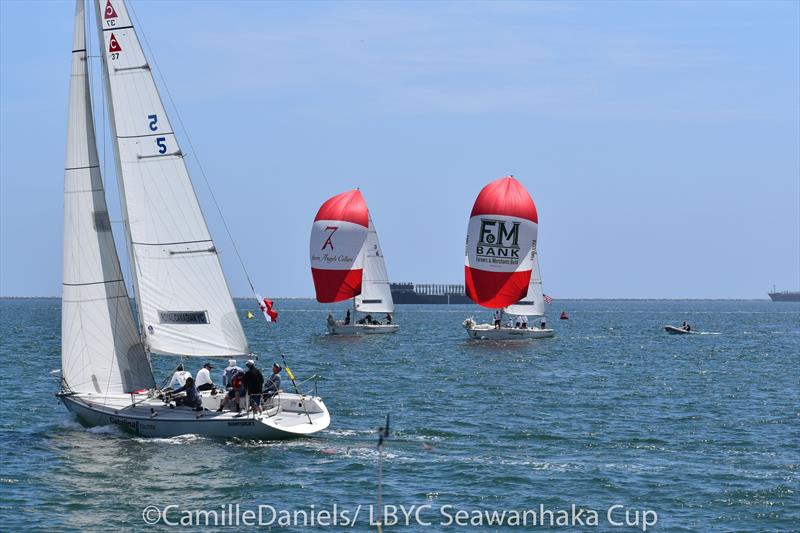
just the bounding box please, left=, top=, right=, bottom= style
left=1, top=0, right=798, bottom=298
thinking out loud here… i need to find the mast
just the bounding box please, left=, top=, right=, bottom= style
left=92, top=0, right=144, bottom=341
left=61, top=0, right=154, bottom=394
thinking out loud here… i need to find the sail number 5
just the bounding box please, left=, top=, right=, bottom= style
left=156, top=137, right=167, bottom=154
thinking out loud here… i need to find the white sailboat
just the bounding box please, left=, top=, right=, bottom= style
left=463, top=254, right=555, bottom=339
left=58, top=0, right=330, bottom=438
left=462, top=176, right=555, bottom=340
left=310, top=190, right=398, bottom=335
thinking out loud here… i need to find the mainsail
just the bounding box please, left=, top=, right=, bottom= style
left=93, top=0, right=248, bottom=357
left=310, top=190, right=369, bottom=303
left=503, top=254, right=545, bottom=316
left=464, top=176, right=538, bottom=308
left=354, top=213, right=394, bottom=314
left=62, top=0, right=154, bottom=394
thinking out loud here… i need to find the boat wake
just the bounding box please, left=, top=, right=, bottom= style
left=132, top=434, right=205, bottom=445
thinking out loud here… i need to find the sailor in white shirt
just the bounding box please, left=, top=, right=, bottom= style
left=195, top=362, right=216, bottom=391
left=168, top=364, right=191, bottom=390
left=521, top=315, right=528, bottom=329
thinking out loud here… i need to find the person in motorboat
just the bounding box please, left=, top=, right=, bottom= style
left=263, top=363, right=282, bottom=400
left=521, top=315, right=528, bottom=329
left=170, top=376, right=203, bottom=411
left=385, top=313, right=392, bottom=325
left=243, top=360, right=264, bottom=415
left=493, top=310, right=502, bottom=329
left=167, top=364, right=191, bottom=390
left=195, top=362, right=216, bottom=391
left=217, top=359, right=244, bottom=413
left=682, top=321, right=691, bottom=332
left=344, top=309, right=351, bottom=325
left=540, top=318, right=547, bottom=330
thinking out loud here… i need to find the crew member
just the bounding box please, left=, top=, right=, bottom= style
left=195, top=362, right=216, bottom=391
left=243, top=360, right=264, bottom=415
left=263, top=363, right=282, bottom=399
left=167, top=364, right=191, bottom=390
left=171, top=376, right=203, bottom=411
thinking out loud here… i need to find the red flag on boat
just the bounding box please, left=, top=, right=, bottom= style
left=464, top=176, right=538, bottom=308
left=310, top=190, right=369, bottom=303
left=257, top=295, right=278, bottom=322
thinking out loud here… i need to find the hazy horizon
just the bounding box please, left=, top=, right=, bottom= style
left=1, top=0, right=798, bottom=299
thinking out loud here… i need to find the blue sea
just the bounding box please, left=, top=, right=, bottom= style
left=0, top=298, right=797, bottom=531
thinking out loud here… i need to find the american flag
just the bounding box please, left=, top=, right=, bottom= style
left=543, top=294, right=553, bottom=304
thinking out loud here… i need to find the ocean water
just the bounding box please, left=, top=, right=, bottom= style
left=0, top=298, right=797, bottom=531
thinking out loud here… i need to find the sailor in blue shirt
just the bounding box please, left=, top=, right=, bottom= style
left=264, top=363, right=282, bottom=398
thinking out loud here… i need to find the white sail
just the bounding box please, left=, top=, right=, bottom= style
left=355, top=214, right=394, bottom=314
left=62, top=0, right=154, bottom=394
left=503, top=253, right=545, bottom=317
left=93, top=0, right=248, bottom=357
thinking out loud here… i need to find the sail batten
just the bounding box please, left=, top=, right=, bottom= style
left=61, top=0, right=154, bottom=394
left=93, top=0, right=248, bottom=357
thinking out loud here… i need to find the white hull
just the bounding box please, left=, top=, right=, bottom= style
left=664, top=325, right=695, bottom=335
left=59, top=390, right=330, bottom=439
left=327, top=321, right=399, bottom=335
left=463, top=320, right=554, bottom=340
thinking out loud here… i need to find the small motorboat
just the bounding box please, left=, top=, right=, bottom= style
left=665, top=325, right=695, bottom=335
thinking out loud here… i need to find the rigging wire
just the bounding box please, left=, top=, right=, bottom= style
left=126, top=1, right=309, bottom=399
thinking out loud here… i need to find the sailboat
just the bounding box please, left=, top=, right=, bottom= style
left=461, top=176, right=555, bottom=340
left=57, top=0, right=330, bottom=438
left=310, top=190, right=398, bottom=335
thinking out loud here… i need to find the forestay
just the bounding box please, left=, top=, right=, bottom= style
left=503, top=254, right=545, bottom=316
left=310, top=190, right=369, bottom=303
left=62, top=0, right=154, bottom=394
left=355, top=214, right=394, bottom=313
left=464, top=176, right=538, bottom=308
left=93, top=0, right=248, bottom=357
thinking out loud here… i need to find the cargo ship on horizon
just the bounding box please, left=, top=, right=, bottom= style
left=390, top=282, right=472, bottom=304
left=768, top=289, right=800, bottom=302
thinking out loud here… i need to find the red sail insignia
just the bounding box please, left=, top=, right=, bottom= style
left=108, top=34, right=122, bottom=53
left=104, top=0, right=118, bottom=19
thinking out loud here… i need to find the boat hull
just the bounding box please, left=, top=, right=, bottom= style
left=327, top=322, right=399, bottom=335
left=664, top=325, right=693, bottom=335
left=768, top=291, right=800, bottom=302
left=59, top=390, right=330, bottom=439
left=463, top=322, right=554, bottom=340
